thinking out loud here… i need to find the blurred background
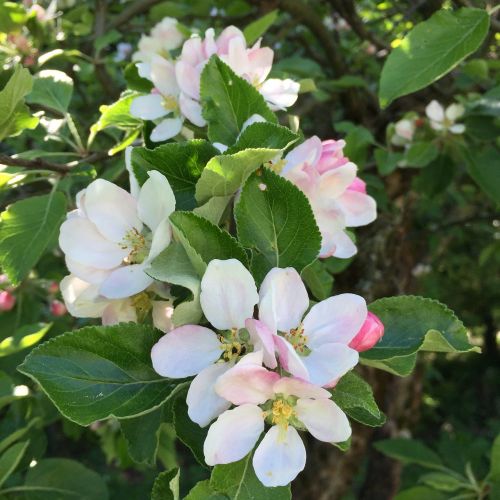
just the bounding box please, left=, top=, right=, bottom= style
left=0, top=0, right=499, bottom=498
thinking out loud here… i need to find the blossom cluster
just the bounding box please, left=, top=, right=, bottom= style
left=130, top=19, right=300, bottom=142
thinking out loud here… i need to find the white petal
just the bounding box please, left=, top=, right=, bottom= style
left=151, top=325, right=221, bottom=378
left=302, top=343, right=359, bottom=386
left=273, top=336, right=309, bottom=380
left=175, top=60, right=200, bottom=100
left=60, top=275, right=108, bottom=318
left=258, top=267, right=309, bottom=333
left=337, top=191, right=377, bottom=227
left=295, top=398, right=351, bottom=443
left=204, top=404, right=263, bottom=465
left=138, top=170, right=176, bottom=231
left=253, top=426, right=306, bottom=487
left=59, top=217, right=127, bottom=270
left=101, top=299, right=137, bottom=325
left=303, top=293, right=367, bottom=347
left=187, top=362, right=233, bottom=427
left=272, top=376, right=331, bottom=399
left=200, top=259, right=258, bottom=330
left=323, top=229, right=357, bottom=259
left=283, top=136, right=322, bottom=174
left=130, top=94, right=167, bottom=120
left=317, top=162, right=357, bottom=202
left=99, top=264, right=154, bottom=299
left=425, top=100, right=444, bottom=123
left=445, top=103, right=464, bottom=122
left=84, top=179, right=142, bottom=243
left=125, top=146, right=140, bottom=199
left=179, top=93, right=206, bottom=127
left=246, top=319, right=277, bottom=369
left=260, top=78, right=300, bottom=110
left=136, top=62, right=151, bottom=80
left=65, top=257, right=111, bottom=285
left=147, top=218, right=172, bottom=262
left=152, top=300, right=174, bottom=332
left=150, top=117, right=183, bottom=142
left=150, top=55, right=179, bottom=97
left=449, top=123, right=465, bottom=134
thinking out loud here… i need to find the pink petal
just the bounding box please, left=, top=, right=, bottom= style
left=348, top=311, right=384, bottom=352
left=150, top=55, right=179, bottom=97
left=273, top=336, right=309, bottom=380
left=246, top=319, right=277, bottom=369
left=272, top=376, right=331, bottom=400
left=175, top=60, right=200, bottom=100
left=336, top=191, right=377, bottom=227
left=283, top=136, right=322, bottom=175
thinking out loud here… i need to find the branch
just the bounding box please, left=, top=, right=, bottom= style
left=106, top=0, right=163, bottom=31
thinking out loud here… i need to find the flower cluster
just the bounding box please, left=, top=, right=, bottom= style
left=130, top=24, right=300, bottom=142
left=150, top=259, right=384, bottom=485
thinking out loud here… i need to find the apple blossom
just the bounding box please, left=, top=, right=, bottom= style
left=0, top=290, right=16, bottom=311
left=59, top=168, right=175, bottom=300
left=50, top=300, right=67, bottom=317
left=391, top=118, right=416, bottom=146
left=275, top=136, right=377, bottom=258
left=425, top=100, right=465, bottom=134
left=205, top=356, right=351, bottom=486
left=348, top=311, right=384, bottom=352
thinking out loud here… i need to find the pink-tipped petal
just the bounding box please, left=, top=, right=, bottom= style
left=246, top=319, right=277, bottom=369
left=273, top=336, right=309, bottom=380
left=348, top=311, right=384, bottom=352
left=273, top=376, right=331, bottom=400
left=337, top=191, right=377, bottom=227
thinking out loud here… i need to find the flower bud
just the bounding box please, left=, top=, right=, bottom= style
left=48, top=281, right=59, bottom=294
left=0, top=291, right=16, bottom=311
left=349, top=312, right=384, bottom=352
left=50, top=300, right=67, bottom=317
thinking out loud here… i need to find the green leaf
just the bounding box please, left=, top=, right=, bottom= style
left=330, top=372, right=386, bottom=427
left=151, top=468, right=179, bottom=500
left=419, top=472, right=464, bottom=492
left=361, top=296, right=479, bottom=376
left=170, top=211, right=248, bottom=276
left=173, top=393, right=207, bottom=467
left=210, top=453, right=291, bottom=499
left=18, top=324, right=186, bottom=426
left=193, top=195, right=232, bottom=225
left=375, top=149, right=403, bottom=176
left=26, top=70, right=74, bottom=114
left=124, top=62, right=154, bottom=93
left=0, top=192, right=67, bottom=285
left=404, top=142, right=439, bottom=168
left=0, top=322, right=51, bottom=357
left=243, top=10, right=279, bottom=45
left=2, top=102, right=39, bottom=139
left=0, top=441, right=29, bottom=488
left=120, top=407, right=164, bottom=466
left=301, top=260, right=333, bottom=301
left=489, top=434, right=500, bottom=498
left=195, top=149, right=279, bottom=204
left=185, top=480, right=226, bottom=500
left=374, top=438, right=444, bottom=469
left=24, top=458, right=108, bottom=500
left=0, top=418, right=40, bottom=455
left=90, top=92, right=142, bottom=134
left=132, top=141, right=219, bottom=210
left=394, top=486, right=446, bottom=500
left=146, top=242, right=202, bottom=327
left=200, top=56, right=276, bottom=145
left=379, top=8, right=490, bottom=107
left=235, top=168, right=321, bottom=283
left=463, top=146, right=500, bottom=204
left=0, top=65, right=34, bottom=141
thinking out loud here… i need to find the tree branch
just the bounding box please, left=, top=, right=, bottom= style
left=106, top=0, right=163, bottom=31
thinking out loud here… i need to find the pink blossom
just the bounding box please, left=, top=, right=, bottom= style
left=50, top=300, right=67, bottom=317
left=280, top=136, right=377, bottom=258
left=348, top=311, right=384, bottom=352
left=0, top=291, right=16, bottom=311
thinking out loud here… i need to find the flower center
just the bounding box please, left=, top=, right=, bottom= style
left=121, top=228, right=150, bottom=265
left=218, top=328, right=249, bottom=362
left=284, top=325, right=310, bottom=356
left=162, top=95, right=179, bottom=112
left=131, top=291, right=152, bottom=322
left=271, top=398, right=295, bottom=429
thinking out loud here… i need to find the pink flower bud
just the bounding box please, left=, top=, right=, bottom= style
left=50, top=300, right=67, bottom=317
left=0, top=291, right=16, bottom=311
left=48, top=281, right=59, bottom=294
left=349, top=312, right=384, bottom=352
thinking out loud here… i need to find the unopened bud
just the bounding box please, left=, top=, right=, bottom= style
left=0, top=291, right=16, bottom=311
left=349, top=312, right=384, bottom=352
left=50, top=300, right=67, bottom=317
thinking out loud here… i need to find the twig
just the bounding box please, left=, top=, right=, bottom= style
left=106, top=0, right=163, bottom=31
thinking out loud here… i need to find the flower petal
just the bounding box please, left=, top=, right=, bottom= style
left=152, top=300, right=174, bottom=333
left=246, top=318, right=277, bottom=369
left=301, top=343, right=359, bottom=386
left=258, top=267, right=309, bottom=333
left=445, top=103, right=464, bottom=122
left=336, top=190, right=377, bottom=227
left=259, top=78, right=300, bottom=110
left=151, top=325, right=221, bottom=378
left=150, top=55, right=179, bottom=97
left=147, top=218, right=172, bottom=262
left=425, top=100, right=444, bottom=123
left=272, top=376, right=331, bottom=399
left=60, top=275, right=108, bottom=318
left=187, top=362, right=233, bottom=427
left=295, top=398, right=351, bottom=443
left=99, top=264, right=153, bottom=299
left=130, top=93, right=167, bottom=120
left=273, top=336, right=309, bottom=380
left=303, top=293, right=367, bottom=347
left=200, top=259, right=258, bottom=330
left=179, top=93, right=206, bottom=127
left=204, top=404, right=263, bottom=465
left=317, top=162, right=357, bottom=202
left=283, top=136, right=322, bottom=175
left=215, top=363, right=279, bottom=405
left=83, top=179, right=142, bottom=243
left=253, top=425, right=306, bottom=487
left=102, top=299, right=137, bottom=325
left=150, top=117, right=183, bottom=142
left=449, top=123, right=465, bottom=134
left=125, top=146, right=140, bottom=199
left=138, top=170, right=176, bottom=231
left=65, top=257, right=111, bottom=285
left=175, top=60, right=200, bottom=100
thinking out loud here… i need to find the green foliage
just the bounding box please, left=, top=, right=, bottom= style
left=463, top=146, right=500, bottom=205
left=379, top=8, right=490, bottom=107
left=404, top=142, right=439, bottom=168
left=26, top=70, right=74, bottom=114
left=243, top=10, right=279, bottom=45
left=0, top=192, right=67, bottom=285
left=235, top=168, right=321, bottom=282
left=0, top=323, right=51, bottom=357
left=0, top=440, right=29, bottom=488
left=375, top=438, right=444, bottom=469
left=18, top=324, right=186, bottom=426
left=151, top=468, right=180, bottom=500
left=185, top=480, right=226, bottom=500
left=301, top=260, right=334, bottom=301
left=362, top=296, right=479, bottom=376
left=330, top=372, right=385, bottom=427
left=200, top=56, right=276, bottom=145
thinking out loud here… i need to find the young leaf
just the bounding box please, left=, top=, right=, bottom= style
left=394, top=486, right=446, bottom=500
left=0, top=192, right=67, bottom=285
left=18, top=324, right=186, bottom=426
left=132, top=140, right=219, bottom=210
left=24, top=458, right=108, bottom=500
left=301, top=260, right=334, bottom=301
left=146, top=242, right=202, bottom=327
left=243, top=10, right=279, bottom=45
left=235, top=168, right=321, bottom=283
left=151, top=468, right=180, bottom=500
left=200, top=56, right=276, bottom=145
left=26, top=70, right=74, bottom=114
left=169, top=211, right=248, bottom=276
left=419, top=472, right=464, bottom=492
left=0, top=441, right=29, bottom=488
left=374, top=438, right=444, bottom=470
left=463, top=146, right=500, bottom=204
left=379, top=8, right=490, bottom=107
left=185, top=480, right=226, bottom=500
left=195, top=148, right=279, bottom=204
left=404, top=142, right=439, bottom=168
left=330, top=372, right=386, bottom=427
left=193, top=195, right=232, bottom=225
left=210, top=453, right=291, bottom=500
left=361, top=296, right=479, bottom=376
left=0, top=323, right=51, bottom=357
